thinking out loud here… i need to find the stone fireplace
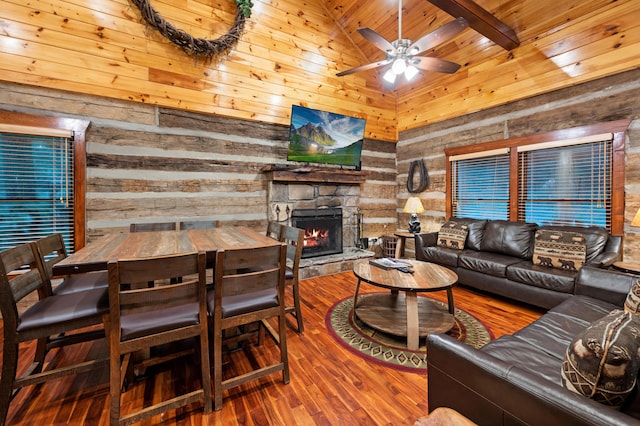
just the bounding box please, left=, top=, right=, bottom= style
left=292, top=207, right=343, bottom=258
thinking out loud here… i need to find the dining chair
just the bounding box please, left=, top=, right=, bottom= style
left=0, top=243, right=108, bottom=425
left=105, top=251, right=211, bottom=425
left=208, top=243, right=289, bottom=410
left=32, top=233, right=108, bottom=295
left=280, top=225, right=305, bottom=333
left=179, top=219, right=221, bottom=230
left=265, top=221, right=284, bottom=240
left=129, top=222, right=177, bottom=232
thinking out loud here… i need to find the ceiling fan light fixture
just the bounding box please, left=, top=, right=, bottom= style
left=392, top=58, right=407, bottom=75
left=383, top=68, right=397, bottom=84
left=404, top=65, right=419, bottom=81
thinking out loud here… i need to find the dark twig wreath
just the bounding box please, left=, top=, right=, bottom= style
left=130, top=0, right=252, bottom=60
left=407, top=159, right=430, bottom=193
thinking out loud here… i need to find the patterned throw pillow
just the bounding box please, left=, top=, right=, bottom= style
left=532, top=230, right=586, bottom=270
left=625, top=279, right=640, bottom=315
left=437, top=221, right=468, bottom=250
left=562, top=310, right=640, bottom=407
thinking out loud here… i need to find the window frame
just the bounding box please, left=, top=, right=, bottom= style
left=445, top=120, right=630, bottom=235
left=0, top=110, right=89, bottom=250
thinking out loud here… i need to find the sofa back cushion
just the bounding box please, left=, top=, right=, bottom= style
left=538, top=225, right=609, bottom=263
left=448, top=218, right=487, bottom=251
left=480, top=220, right=537, bottom=259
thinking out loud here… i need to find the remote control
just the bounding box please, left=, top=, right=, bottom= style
left=397, top=267, right=414, bottom=274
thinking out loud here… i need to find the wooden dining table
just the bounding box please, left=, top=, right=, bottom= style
left=52, top=226, right=280, bottom=275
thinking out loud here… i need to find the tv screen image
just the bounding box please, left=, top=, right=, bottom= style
left=287, top=105, right=365, bottom=169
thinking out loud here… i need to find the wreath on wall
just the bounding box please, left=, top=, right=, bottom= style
left=130, top=0, right=253, bottom=60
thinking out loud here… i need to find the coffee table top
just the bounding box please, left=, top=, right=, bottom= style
left=353, top=259, right=457, bottom=292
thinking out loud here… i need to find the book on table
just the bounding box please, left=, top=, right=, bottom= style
left=369, top=257, right=413, bottom=270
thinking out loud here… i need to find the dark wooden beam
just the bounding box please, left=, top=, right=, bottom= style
left=428, top=0, right=520, bottom=50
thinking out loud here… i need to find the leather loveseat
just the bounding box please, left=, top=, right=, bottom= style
left=426, top=266, right=640, bottom=425
left=415, top=219, right=622, bottom=309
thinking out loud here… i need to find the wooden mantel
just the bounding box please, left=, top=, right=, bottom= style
left=262, top=165, right=367, bottom=184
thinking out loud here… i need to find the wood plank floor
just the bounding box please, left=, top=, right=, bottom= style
left=1, top=271, right=544, bottom=425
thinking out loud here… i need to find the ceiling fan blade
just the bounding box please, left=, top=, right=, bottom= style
left=412, top=56, right=462, bottom=74
left=336, top=59, right=392, bottom=77
left=357, top=27, right=396, bottom=54
left=408, top=17, right=468, bottom=55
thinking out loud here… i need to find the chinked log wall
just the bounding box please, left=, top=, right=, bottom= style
left=0, top=82, right=398, bottom=242
left=397, top=68, right=640, bottom=263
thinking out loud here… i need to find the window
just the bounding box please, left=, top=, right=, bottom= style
left=444, top=121, right=629, bottom=234
left=450, top=148, right=510, bottom=220
left=0, top=111, right=89, bottom=252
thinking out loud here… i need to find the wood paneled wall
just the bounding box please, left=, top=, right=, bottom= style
left=397, top=68, right=640, bottom=262
left=0, top=0, right=396, bottom=140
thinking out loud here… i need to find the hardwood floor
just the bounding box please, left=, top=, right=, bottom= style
left=1, top=271, right=544, bottom=425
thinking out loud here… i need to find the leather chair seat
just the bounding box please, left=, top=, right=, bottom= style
left=285, top=266, right=294, bottom=280
left=506, top=261, right=576, bottom=293
left=120, top=301, right=200, bottom=341
left=17, top=287, right=108, bottom=333
left=54, top=270, right=109, bottom=295
left=458, top=250, right=522, bottom=278
left=209, top=288, right=279, bottom=318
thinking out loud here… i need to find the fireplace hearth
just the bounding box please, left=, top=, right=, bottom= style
left=292, top=207, right=343, bottom=259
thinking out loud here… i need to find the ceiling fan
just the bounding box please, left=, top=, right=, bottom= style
left=336, top=0, right=468, bottom=85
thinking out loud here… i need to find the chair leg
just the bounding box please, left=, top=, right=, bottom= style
left=199, top=335, right=212, bottom=413
left=109, top=350, right=122, bottom=426
left=278, top=311, right=290, bottom=384
left=0, top=341, right=19, bottom=426
left=32, top=337, right=48, bottom=374
left=212, top=319, right=223, bottom=411
left=291, top=280, right=304, bottom=333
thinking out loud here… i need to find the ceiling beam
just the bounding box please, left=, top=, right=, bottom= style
left=428, top=0, right=520, bottom=50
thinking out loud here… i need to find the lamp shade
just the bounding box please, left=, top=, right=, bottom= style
left=632, top=207, right=640, bottom=227
left=403, top=197, right=425, bottom=214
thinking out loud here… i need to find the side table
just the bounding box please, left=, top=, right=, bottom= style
left=612, top=261, right=640, bottom=275
left=394, top=231, right=416, bottom=258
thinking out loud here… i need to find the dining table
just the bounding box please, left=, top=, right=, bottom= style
left=52, top=226, right=280, bottom=275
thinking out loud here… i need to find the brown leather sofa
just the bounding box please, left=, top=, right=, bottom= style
left=427, top=266, right=640, bottom=425
left=415, top=219, right=622, bottom=309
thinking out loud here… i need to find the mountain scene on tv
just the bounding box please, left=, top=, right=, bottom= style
left=287, top=105, right=365, bottom=168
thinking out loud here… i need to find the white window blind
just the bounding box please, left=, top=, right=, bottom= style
left=517, top=138, right=612, bottom=229
left=0, top=131, right=75, bottom=252
left=450, top=150, right=510, bottom=220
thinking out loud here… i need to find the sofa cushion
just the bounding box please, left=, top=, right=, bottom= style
left=562, top=310, right=640, bottom=407
left=550, top=295, right=621, bottom=324
left=437, top=221, right=468, bottom=250
left=624, top=279, right=640, bottom=316
left=506, top=261, right=577, bottom=294
left=532, top=229, right=587, bottom=271
left=538, top=225, right=608, bottom=263
left=480, top=220, right=537, bottom=259
left=449, top=218, right=487, bottom=251
left=458, top=250, right=523, bottom=278
left=421, top=246, right=462, bottom=268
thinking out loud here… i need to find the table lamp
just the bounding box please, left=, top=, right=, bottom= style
left=403, top=196, right=425, bottom=233
left=632, top=207, right=640, bottom=227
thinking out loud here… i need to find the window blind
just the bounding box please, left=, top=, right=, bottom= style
left=0, top=132, right=75, bottom=252
left=517, top=139, right=612, bottom=229
left=451, top=150, right=510, bottom=220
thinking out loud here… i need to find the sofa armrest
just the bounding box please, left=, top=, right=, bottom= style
left=574, top=265, right=635, bottom=305
left=586, top=235, right=622, bottom=268
left=414, top=232, right=437, bottom=261
left=427, top=334, right=638, bottom=425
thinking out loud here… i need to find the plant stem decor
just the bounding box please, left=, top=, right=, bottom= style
left=130, top=0, right=252, bottom=60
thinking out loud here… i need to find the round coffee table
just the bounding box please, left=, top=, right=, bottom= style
left=352, top=259, right=458, bottom=350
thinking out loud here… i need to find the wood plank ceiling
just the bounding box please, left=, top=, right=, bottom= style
left=325, top=0, right=640, bottom=133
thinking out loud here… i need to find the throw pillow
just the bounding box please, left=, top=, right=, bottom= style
left=532, top=230, right=586, bottom=270
left=562, top=310, right=640, bottom=407
left=624, top=279, right=640, bottom=315
left=437, top=221, right=468, bottom=250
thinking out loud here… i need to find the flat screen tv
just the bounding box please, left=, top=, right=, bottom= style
left=287, top=105, right=365, bottom=170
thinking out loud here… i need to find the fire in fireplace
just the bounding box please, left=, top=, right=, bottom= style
left=291, top=207, right=343, bottom=258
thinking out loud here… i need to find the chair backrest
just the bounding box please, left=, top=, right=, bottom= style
left=31, top=233, right=67, bottom=283
left=266, top=221, right=284, bottom=240
left=129, top=222, right=177, bottom=232
left=107, top=251, right=207, bottom=341
left=280, top=226, right=304, bottom=280
left=0, top=243, right=48, bottom=327
left=179, top=220, right=221, bottom=230
left=213, top=243, right=286, bottom=304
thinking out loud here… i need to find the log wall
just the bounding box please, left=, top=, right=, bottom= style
left=397, top=68, right=640, bottom=262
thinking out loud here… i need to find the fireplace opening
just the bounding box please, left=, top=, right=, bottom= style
left=292, top=207, right=342, bottom=258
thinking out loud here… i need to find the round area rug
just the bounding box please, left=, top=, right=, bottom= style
left=325, top=293, right=493, bottom=374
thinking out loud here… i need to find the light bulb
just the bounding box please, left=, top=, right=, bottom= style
left=383, top=69, right=397, bottom=84
left=404, top=65, right=419, bottom=81
left=391, top=58, right=407, bottom=75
